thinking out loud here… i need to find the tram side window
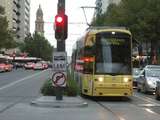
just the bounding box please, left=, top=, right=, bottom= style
left=83, top=46, right=95, bottom=74
left=75, top=49, right=84, bottom=73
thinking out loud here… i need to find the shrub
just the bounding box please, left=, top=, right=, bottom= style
left=41, top=79, right=56, bottom=96
left=66, top=80, right=78, bottom=96
left=66, top=69, right=79, bottom=96
left=41, top=70, right=79, bottom=96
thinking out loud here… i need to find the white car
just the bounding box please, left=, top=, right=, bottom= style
left=137, top=68, right=160, bottom=93
left=33, top=62, right=44, bottom=70
left=145, top=65, right=160, bottom=69
left=24, top=62, right=35, bottom=69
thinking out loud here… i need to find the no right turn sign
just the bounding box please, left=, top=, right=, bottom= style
left=52, top=71, right=66, bottom=87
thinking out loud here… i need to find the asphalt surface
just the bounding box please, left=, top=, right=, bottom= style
left=0, top=69, right=40, bottom=88
left=1, top=69, right=160, bottom=120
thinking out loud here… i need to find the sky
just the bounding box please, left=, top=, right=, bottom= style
left=30, top=0, right=96, bottom=56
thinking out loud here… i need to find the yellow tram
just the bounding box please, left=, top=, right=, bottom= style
left=71, top=26, right=133, bottom=96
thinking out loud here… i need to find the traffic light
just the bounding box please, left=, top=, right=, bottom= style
left=54, top=14, right=68, bottom=40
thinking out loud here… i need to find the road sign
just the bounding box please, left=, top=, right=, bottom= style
left=52, top=71, right=66, bottom=87
left=53, top=52, right=67, bottom=71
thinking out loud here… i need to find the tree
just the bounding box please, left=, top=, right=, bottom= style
left=0, top=5, right=16, bottom=50
left=92, top=0, right=160, bottom=63
left=21, top=32, right=54, bottom=61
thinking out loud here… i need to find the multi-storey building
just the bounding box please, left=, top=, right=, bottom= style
left=35, top=5, right=44, bottom=35
left=0, top=0, right=20, bottom=31
left=95, top=0, right=121, bottom=15
left=19, top=0, right=30, bottom=41
left=0, top=0, right=30, bottom=42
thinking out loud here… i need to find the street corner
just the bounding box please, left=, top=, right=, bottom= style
left=30, top=96, right=88, bottom=108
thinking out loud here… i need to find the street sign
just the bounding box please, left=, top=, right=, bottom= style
left=53, top=52, right=67, bottom=71
left=52, top=71, right=66, bottom=87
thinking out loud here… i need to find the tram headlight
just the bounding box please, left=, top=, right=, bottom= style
left=123, top=77, right=129, bottom=83
left=98, top=77, right=104, bottom=82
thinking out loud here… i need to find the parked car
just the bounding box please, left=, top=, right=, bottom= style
left=42, top=63, right=48, bottom=69
left=33, top=62, right=44, bottom=70
left=0, top=63, right=13, bottom=72
left=5, top=63, right=13, bottom=71
left=14, top=62, right=24, bottom=69
left=40, top=61, right=49, bottom=69
left=137, top=67, right=160, bottom=93
left=0, top=63, right=6, bottom=72
left=24, top=62, right=35, bottom=69
left=132, top=68, right=142, bottom=88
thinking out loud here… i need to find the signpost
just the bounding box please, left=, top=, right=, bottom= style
left=52, top=51, right=67, bottom=87
left=53, top=0, right=68, bottom=100
left=53, top=52, right=67, bottom=71
left=52, top=51, right=67, bottom=100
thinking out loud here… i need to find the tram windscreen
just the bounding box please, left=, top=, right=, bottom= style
left=95, top=32, right=132, bottom=75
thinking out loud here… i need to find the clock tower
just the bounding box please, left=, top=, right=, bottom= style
left=35, top=5, right=44, bottom=35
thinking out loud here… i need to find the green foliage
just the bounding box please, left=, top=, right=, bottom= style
left=41, top=79, right=56, bottom=96
left=92, top=0, right=160, bottom=63
left=65, top=69, right=79, bottom=96
left=0, top=5, right=16, bottom=49
left=20, top=32, right=54, bottom=61
left=92, top=0, right=160, bottom=44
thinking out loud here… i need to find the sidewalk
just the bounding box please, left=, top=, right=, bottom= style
left=31, top=96, right=88, bottom=108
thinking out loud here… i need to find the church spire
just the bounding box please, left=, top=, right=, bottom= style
left=35, top=4, right=44, bottom=35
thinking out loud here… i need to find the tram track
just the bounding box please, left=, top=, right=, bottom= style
left=93, top=98, right=126, bottom=120
left=97, top=101, right=125, bottom=120
left=92, top=93, right=160, bottom=120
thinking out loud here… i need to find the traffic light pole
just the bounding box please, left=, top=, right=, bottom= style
left=55, top=0, right=66, bottom=101
left=58, top=0, right=65, bottom=14
left=57, top=40, right=65, bottom=51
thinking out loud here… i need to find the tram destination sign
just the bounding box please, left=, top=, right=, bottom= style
left=53, top=52, right=67, bottom=71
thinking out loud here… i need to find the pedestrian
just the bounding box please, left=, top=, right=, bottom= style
left=152, top=55, right=157, bottom=64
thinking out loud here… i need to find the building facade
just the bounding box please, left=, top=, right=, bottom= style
left=35, top=5, right=44, bottom=35
left=95, top=0, right=121, bottom=15
left=0, top=0, right=30, bottom=42
left=19, top=0, right=30, bottom=41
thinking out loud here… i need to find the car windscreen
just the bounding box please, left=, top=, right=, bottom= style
left=145, top=69, right=160, bottom=77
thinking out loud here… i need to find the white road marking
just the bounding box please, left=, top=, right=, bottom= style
left=134, top=94, right=160, bottom=115
left=0, top=70, right=47, bottom=91
left=134, top=94, right=159, bottom=105
left=138, top=103, right=160, bottom=107
left=145, top=108, right=156, bottom=114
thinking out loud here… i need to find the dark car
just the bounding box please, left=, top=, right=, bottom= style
left=14, top=62, right=24, bottom=69
left=155, top=81, right=160, bottom=100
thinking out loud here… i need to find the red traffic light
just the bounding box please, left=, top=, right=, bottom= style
left=54, top=14, right=68, bottom=40
left=55, top=16, right=63, bottom=23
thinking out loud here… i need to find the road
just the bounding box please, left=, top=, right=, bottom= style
left=1, top=69, right=160, bottom=120
left=0, top=69, right=51, bottom=112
